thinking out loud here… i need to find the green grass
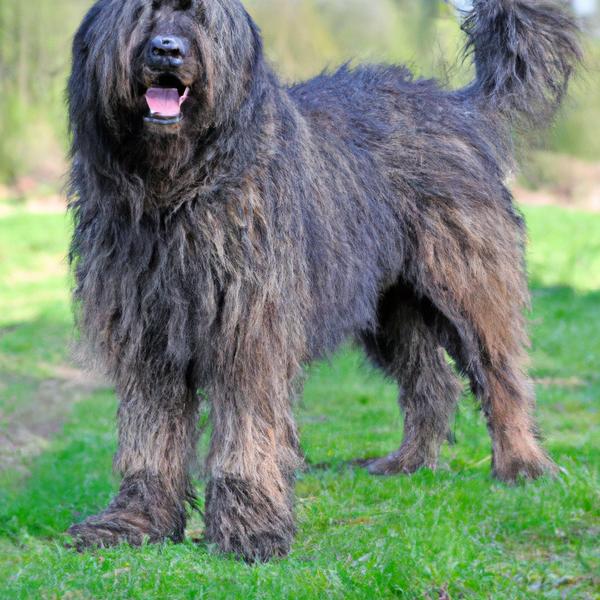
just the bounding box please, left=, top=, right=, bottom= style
left=0, top=204, right=598, bottom=599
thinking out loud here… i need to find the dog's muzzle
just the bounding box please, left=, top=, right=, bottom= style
left=143, top=35, right=191, bottom=126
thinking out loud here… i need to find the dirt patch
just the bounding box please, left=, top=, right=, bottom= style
left=533, top=376, right=587, bottom=388
left=22, top=194, right=67, bottom=215
left=515, top=186, right=600, bottom=212
left=0, top=194, right=66, bottom=218
left=0, top=366, right=109, bottom=476
left=517, top=153, right=600, bottom=212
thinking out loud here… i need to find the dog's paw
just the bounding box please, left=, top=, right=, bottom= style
left=492, top=454, right=557, bottom=484
left=204, top=477, right=295, bottom=562
left=208, top=529, right=292, bottom=563
left=492, top=435, right=557, bottom=484
left=67, top=510, right=170, bottom=550
left=365, top=448, right=437, bottom=476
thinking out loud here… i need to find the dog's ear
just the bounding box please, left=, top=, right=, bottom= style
left=68, top=3, right=104, bottom=147
left=72, top=2, right=103, bottom=59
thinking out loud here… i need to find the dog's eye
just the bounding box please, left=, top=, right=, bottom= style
left=151, top=0, right=161, bottom=10
left=178, top=0, right=193, bottom=10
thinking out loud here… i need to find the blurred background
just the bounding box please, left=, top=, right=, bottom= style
left=0, top=0, right=599, bottom=207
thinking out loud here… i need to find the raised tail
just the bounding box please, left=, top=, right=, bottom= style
left=462, top=0, right=582, bottom=130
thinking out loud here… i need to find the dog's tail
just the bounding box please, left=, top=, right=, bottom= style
left=462, top=0, right=582, bottom=131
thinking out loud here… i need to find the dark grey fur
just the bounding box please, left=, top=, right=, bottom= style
left=66, top=0, right=581, bottom=561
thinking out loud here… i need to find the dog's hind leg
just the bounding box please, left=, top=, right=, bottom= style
left=404, top=191, right=555, bottom=483
left=361, top=284, right=462, bottom=475
left=443, top=317, right=556, bottom=483
left=68, top=376, right=199, bottom=548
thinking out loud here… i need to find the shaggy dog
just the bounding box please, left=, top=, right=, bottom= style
left=67, top=0, right=580, bottom=561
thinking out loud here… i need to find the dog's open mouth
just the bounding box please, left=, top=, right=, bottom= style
left=144, top=74, right=190, bottom=125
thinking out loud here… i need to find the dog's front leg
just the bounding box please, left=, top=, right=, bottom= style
left=204, top=369, right=301, bottom=562
left=69, top=377, right=200, bottom=549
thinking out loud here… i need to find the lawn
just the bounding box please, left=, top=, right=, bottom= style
left=0, top=204, right=598, bottom=599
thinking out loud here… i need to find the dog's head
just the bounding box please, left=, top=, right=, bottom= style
left=69, top=0, right=261, bottom=145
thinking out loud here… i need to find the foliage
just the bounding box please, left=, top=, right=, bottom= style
left=0, top=1, right=84, bottom=183
left=0, top=0, right=598, bottom=184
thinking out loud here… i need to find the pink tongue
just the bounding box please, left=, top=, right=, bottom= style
left=145, top=88, right=183, bottom=117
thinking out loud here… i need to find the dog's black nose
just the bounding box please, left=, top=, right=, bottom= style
left=148, top=36, right=187, bottom=68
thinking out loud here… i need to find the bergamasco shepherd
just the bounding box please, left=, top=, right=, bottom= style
left=67, top=0, right=580, bottom=561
